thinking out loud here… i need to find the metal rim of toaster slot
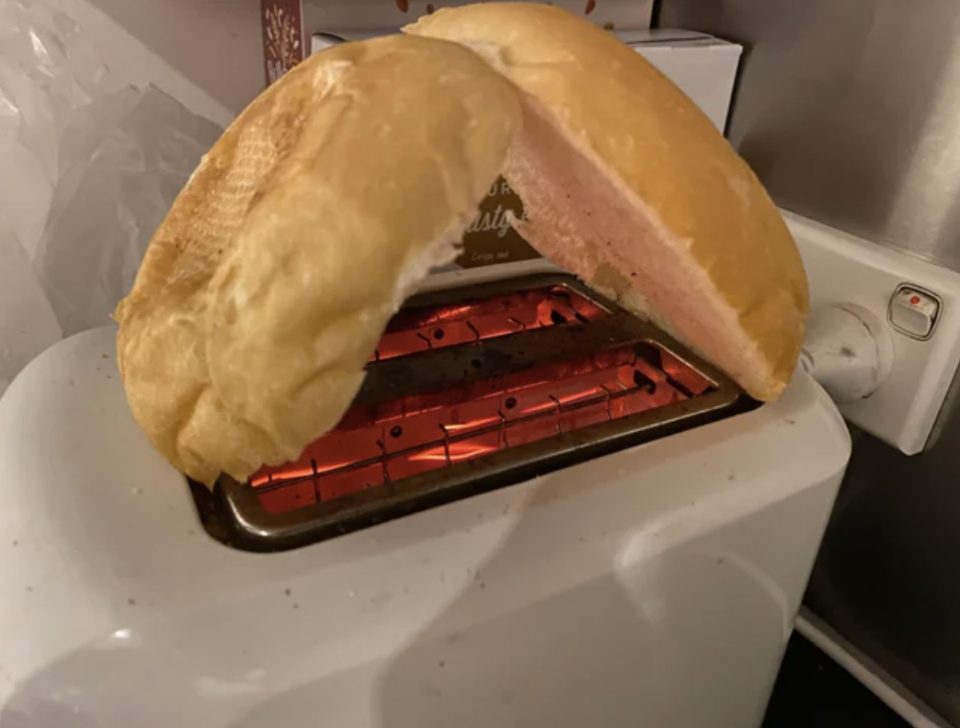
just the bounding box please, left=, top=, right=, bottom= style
left=189, top=273, right=759, bottom=552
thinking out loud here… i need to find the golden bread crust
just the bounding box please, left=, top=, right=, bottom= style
left=406, top=4, right=808, bottom=400
left=115, top=35, right=520, bottom=484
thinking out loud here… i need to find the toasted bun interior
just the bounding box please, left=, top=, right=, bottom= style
left=115, top=35, right=520, bottom=485
left=405, top=3, right=809, bottom=401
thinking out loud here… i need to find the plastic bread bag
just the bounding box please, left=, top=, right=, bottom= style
left=0, top=0, right=220, bottom=396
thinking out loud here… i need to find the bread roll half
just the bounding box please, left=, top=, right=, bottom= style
left=115, top=35, right=521, bottom=485
left=405, top=3, right=808, bottom=401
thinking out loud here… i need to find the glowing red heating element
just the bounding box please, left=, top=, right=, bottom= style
left=250, top=317, right=716, bottom=515
left=372, top=285, right=608, bottom=360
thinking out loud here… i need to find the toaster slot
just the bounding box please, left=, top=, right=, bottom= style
left=189, top=273, right=757, bottom=552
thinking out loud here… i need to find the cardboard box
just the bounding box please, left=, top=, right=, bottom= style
left=622, top=29, right=743, bottom=134
left=310, top=29, right=742, bottom=268
left=263, top=1, right=307, bottom=86
left=459, top=178, right=539, bottom=267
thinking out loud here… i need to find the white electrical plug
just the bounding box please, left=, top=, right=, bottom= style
left=801, top=304, right=895, bottom=403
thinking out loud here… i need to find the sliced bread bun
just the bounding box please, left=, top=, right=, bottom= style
left=405, top=4, right=808, bottom=401
left=114, top=35, right=521, bottom=485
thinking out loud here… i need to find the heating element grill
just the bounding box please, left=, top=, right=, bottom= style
left=191, top=274, right=757, bottom=552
